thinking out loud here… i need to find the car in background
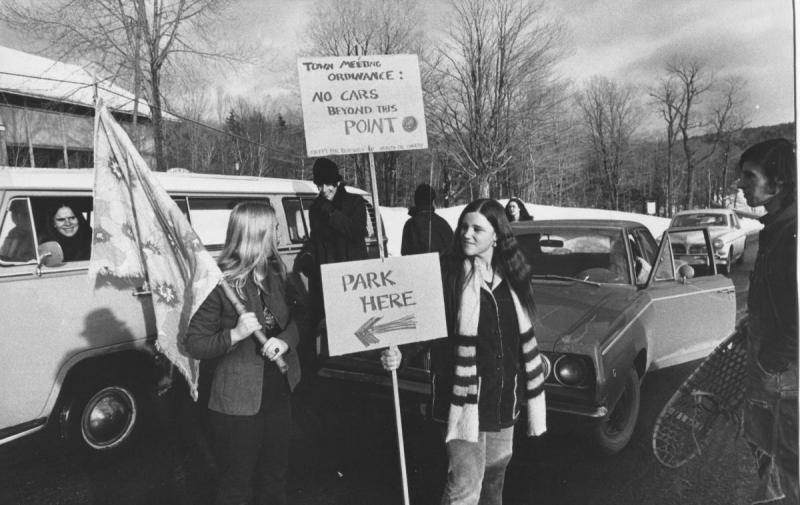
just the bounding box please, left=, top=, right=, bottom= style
left=668, top=208, right=747, bottom=274
left=313, top=219, right=737, bottom=455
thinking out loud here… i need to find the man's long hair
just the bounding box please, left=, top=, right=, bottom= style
left=444, top=198, right=536, bottom=319
left=218, top=201, right=286, bottom=292
left=739, top=138, right=796, bottom=204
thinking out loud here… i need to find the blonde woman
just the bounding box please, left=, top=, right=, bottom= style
left=185, top=201, right=301, bottom=505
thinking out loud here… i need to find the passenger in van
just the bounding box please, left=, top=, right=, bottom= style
left=43, top=203, right=92, bottom=261
left=294, top=157, right=367, bottom=320
left=184, top=202, right=301, bottom=505
left=0, top=200, right=35, bottom=262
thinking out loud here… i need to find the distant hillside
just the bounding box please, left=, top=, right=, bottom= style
left=731, top=122, right=795, bottom=148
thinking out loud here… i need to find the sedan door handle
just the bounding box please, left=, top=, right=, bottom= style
left=719, top=287, right=735, bottom=295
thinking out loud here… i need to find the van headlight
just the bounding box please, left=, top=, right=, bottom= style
left=712, top=238, right=725, bottom=251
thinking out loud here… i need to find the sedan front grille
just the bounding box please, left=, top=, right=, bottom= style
left=689, top=244, right=707, bottom=254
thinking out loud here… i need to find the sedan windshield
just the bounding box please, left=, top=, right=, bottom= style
left=517, top=228, right=631, bottom=284
left=671, top=213, right=727, bottom=227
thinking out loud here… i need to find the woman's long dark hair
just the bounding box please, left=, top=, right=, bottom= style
left=505, top=197, right=533, bottom=222
left=444, top=198, right=536, bottom=319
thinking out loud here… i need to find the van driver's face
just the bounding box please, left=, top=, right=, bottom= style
left=54, top=207, right=79, bottom=238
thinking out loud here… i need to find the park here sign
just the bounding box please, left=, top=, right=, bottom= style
left=297, top=54, right=428, bottom=157
left=320, top=253, right=446, bottom=357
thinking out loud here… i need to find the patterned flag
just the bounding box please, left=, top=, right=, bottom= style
left=89, top=101, right=221, bottom=400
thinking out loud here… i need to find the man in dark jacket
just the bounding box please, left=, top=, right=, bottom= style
left=736, top=138, right=798, bottom=504
left=401, top=183, right=453, bottom=256
left=294, top=157, right=368, bottom=323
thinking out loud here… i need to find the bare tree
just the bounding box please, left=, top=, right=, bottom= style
left=668, top=58, right=716, bottom=208
left=650, top=76, right=684, bottom=216
left=428, top=0, right=565, bottom=198
left=708, top=76, right=749, bottom=206
left=303, top=0, right=425, bottom=204
left=576, top=76, right=640, bottom=210
left=1, top=0, right=235, bottom=171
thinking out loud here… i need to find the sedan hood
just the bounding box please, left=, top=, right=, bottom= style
left=533, top=281, right=637, bottom=354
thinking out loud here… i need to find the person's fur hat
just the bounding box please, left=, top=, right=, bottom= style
left=312, top=157, right=342, bottom=186
left=414, top=183, right=436, bottom=207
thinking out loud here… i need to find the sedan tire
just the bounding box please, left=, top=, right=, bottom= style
left=592, top=368, right=641, bottom=455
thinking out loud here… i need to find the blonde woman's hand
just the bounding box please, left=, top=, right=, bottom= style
left=262, top=337, right=289, bottom=360
left=381, top=345, right=402, bottom=371
left=230, top=312, right=261, bottom=345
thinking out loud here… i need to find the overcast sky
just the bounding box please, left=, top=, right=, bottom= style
left=1, top=0, right=794, bottom=129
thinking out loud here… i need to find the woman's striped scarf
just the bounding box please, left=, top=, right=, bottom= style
left=446, top=259, right=547, bottom=443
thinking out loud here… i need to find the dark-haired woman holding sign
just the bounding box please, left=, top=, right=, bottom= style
left=383, top=198, right=546, bottom=505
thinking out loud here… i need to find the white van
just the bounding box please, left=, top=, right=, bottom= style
left=0, top=167, right=384, bottom=454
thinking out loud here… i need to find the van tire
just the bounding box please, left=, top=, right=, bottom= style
left=60, top=377, right=142, bottom=457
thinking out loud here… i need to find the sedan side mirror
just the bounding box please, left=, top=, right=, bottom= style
left=677, top=263, right=695, bottom=283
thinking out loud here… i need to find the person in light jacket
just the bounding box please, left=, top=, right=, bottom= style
left=185, top=201, right=302, bottom=505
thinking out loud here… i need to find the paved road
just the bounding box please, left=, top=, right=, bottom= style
left=0, top=234, right=762, bottom=505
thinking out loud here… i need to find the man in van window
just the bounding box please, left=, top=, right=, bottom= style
left=0, top=200, right=35, bottom=262
left=294, top=157, right=368, bottom=322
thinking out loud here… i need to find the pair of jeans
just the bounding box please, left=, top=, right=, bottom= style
left=744, top=357, right=798, bottom=504
left=208, top=373, right=291, bottom=505
left=441, top=427, right=514, bottom=505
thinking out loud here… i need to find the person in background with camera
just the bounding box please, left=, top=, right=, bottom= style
left=736, top=138, right=797, bottom=504
left=184, top=201, right=302, bottom=505
left=293, top=157, right=368, bottom=364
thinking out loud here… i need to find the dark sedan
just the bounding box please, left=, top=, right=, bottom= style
left=313, top=219, right=736, bottom=455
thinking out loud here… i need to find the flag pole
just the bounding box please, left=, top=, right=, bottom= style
left=218, top=279, right=288, bottom=374
left=368, top=147, right=409, bottom=505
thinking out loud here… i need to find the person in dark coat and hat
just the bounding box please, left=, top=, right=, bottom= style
left=293, top=157, right=368, bottom=325
left=401, top=183, right=453, bottom=256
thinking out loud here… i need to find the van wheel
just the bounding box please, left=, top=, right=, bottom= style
left=592, top=368, right=640, bottom=455
left=61, top=379, right=141, bottom=456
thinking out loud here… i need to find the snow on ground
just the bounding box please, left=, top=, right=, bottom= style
left=378, top=199, right=763, bottom=257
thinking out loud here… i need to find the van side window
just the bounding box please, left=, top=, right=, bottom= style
left=0, top=198, right=36, bottom=264
left=282, top=197, right=315, bottom=243
left=172, top=196, right=189, bottom=219
left=187, top=197, right=267, bottom=249
left=29, top=197, right=94, bottom=262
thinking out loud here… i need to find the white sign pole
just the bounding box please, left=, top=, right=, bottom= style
left=368, top=148, right=408, bottom=505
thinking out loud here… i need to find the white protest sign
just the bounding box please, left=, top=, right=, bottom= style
left=320, top=253, right=446, bottom=356
left=297, top=54, right=428, bottom=157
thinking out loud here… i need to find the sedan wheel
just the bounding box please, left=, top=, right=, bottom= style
left=592, top=368, right=641, bottom=455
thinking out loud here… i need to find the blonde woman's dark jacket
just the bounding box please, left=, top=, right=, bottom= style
left=184, top=266, right=302, bottom=415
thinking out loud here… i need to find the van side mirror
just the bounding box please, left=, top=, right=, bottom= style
left=37, top=241, right=64, bottom=268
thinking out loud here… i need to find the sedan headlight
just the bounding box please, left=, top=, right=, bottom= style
left=712, top=238, right=725, bottom=250
left=554, top=355, right=591, bottom=387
